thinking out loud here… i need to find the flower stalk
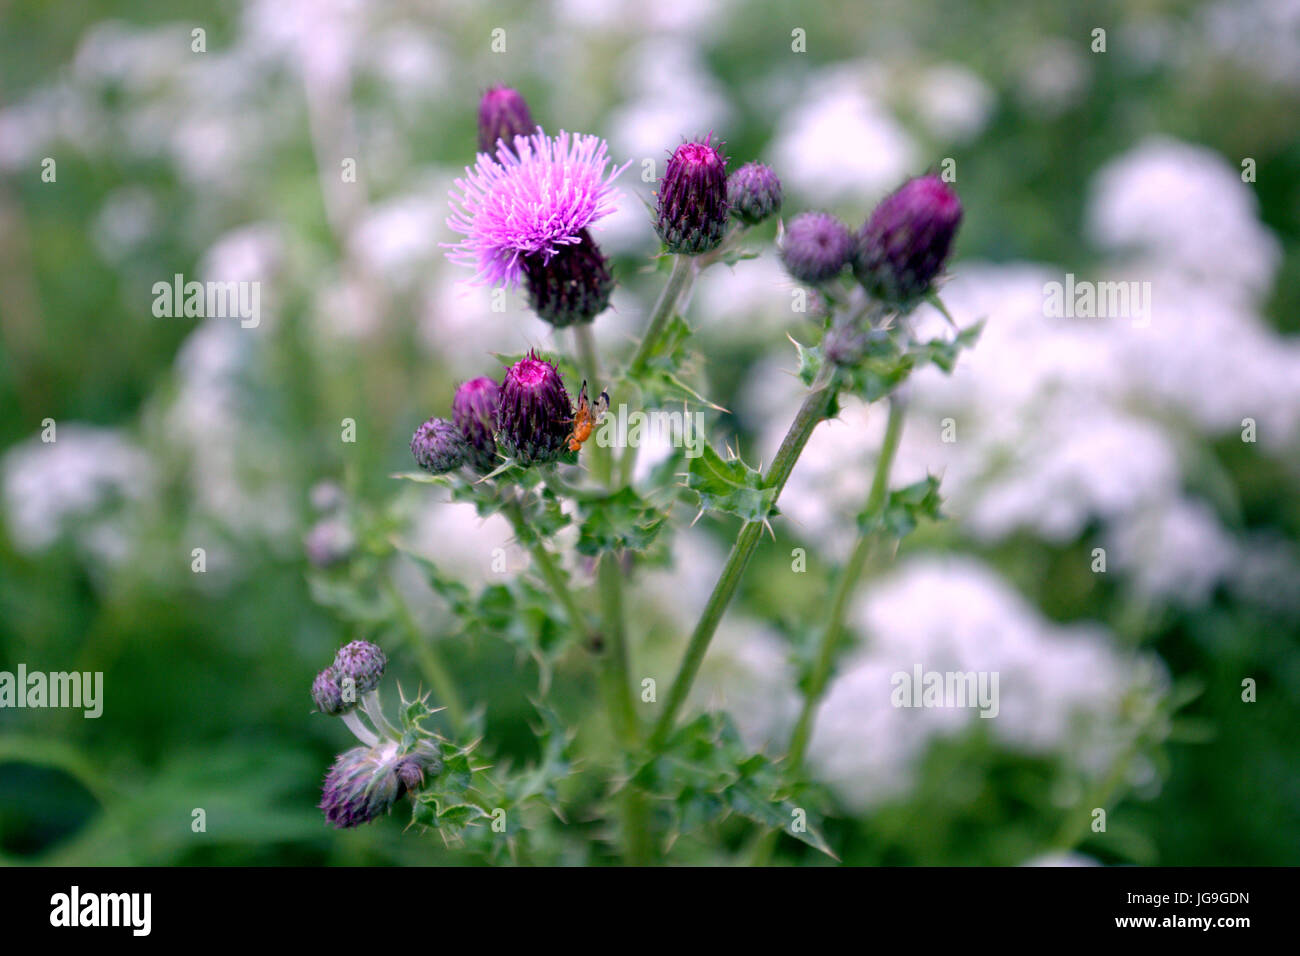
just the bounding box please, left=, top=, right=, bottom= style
left=649, top=366, right=840, bottom=749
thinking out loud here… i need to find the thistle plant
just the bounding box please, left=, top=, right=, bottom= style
left=312, top=85, right=988, bottom=862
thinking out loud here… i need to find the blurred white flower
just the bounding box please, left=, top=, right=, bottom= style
left=1086, top=137, right=1281, bottom=299
left=2, top=425, right=152, bottom=556
left=92, top=187, right=159, bottom=263
left=808, top=556, right=1165, bottom=811
left=609, top=38, right=733, bottom=161
left=913, top=64, right=995, bottom=143
left=1015, top=37, right=1090, bottom=117
left=691, top=618, right=801, bottom=752
left=1107, top=498, right=1237, bottom=606
left=770, top=64, right=918, bottom=206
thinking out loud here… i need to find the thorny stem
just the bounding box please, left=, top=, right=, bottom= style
left=749, top=396, right=907, bottom=867
left=649, top=367, right=840, bottom=749
left=626, top=254, right=695, bottom=375
left=786, top=396, right=907, bottom=771
left=575, top=316, right=650, bottom=863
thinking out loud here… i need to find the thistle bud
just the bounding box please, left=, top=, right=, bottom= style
left=312, top=666, right=347, bottom=715
left=394, top=741, right=443, bottom=794
left=780, top=211, right=853, bottom=284
left=411, top=417, right=468, bottom=474
left=655, top=137, right=729, bottom=255
left=453, top=377, right=502, bottom=472
left=477, top=85, right=535, bottom=157
left=522, top=229, right=614, bottom=328
left=320, top=744, right=403, bottom=828
left=496, top=350, right=572, bottom=466
left=333, top=640, right=387, bottom=695
left=727, top=162, right=782, bottom=225
left=854, top=174, right=962, bottom=305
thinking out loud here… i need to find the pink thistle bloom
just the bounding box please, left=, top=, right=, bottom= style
left=445, top=129, right=629, bottom=288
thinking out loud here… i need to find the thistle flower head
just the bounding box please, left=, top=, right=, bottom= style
left=446, top=130, right=628, bottom=288
left=320, top=744, right=403, bottom=828
left=780, top=211, right=854, bottom=284
left=411, top=417, right=468, bottom=474
left=453, top=377, right=502, bottom=472
left=727, top=162, right=782, bottom=225
left=496, top=350, right=572, bottom=466
left=854, top=174, right=963, bottom=305
left=522, top=228, right=614, bottom=328
left=477, top=85, right=534, bottom=157
left=312, top=666, right=347, bottom=715
left=655, top=136, right=730, bottom=255
left=333, top=640, right=387, bottom=695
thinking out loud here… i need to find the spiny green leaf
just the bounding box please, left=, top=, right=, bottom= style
left=686, top=443, right=776, bottom=522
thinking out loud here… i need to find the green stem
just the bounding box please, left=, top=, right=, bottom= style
left=598, top=554, right=638, bottom=744
left=574, top=325, right=649, bottom=863
left=787, top=397, right=906, bottom=770
left=362, top=689, right=402, bottom=740
left=505, top=495, right=589, bottom=648
left=385, top=579, right=467, bottom=730
left=626, top=254, right=694, bottom=374
left=649, top=370, right=839, bottom=749
left=599, top=553, right=653, bottom=864
left=751, top=394, right=905, bottom=867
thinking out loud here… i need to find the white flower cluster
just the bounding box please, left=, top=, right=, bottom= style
left=807, top=556, right=1166, bottom=811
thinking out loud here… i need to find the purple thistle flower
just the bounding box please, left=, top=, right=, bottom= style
left=446, top=130, right=629, bottom=288
left=780, top=211, right=853, bottom=284
left=522, top=228, right=614, bottom=327
left=312, top=666, right=347, bottom=715
left=655, top=136, right=730, bottom=255
left=411, top=417, right=468, bottom=474
left=320, top=744, right=402, bottom=828
left=496, top=350, right=572, bottom=466
left=727, top=162, right=782, bottom=225
left=854, top=174, right=963, bottom=305
left=333, top=640, right=387, bottom=695
left=477, top=86, right=534, bottom=157
left=453, top=377, right=502, bottom=472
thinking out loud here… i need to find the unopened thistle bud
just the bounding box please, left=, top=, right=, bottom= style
left=522, top=229, right=614, bottom=328
left=320, top=744, right=402, bottom=828
left=333, top=640, right=387, bottom=695
left=727, top=162, right=782, bottom=225
left=655, top=137, right=729, bottom=255
left=411, top=417, right=468, bottom=474
left=453, top=377, right=502, bottom=472
left=312, top=666, right=347, bottom=715
left=497, top=351, right=572, bottom=466
left=780, top=211, right=853, bottom=284
left=854, top=174, right=962, bottom=305
left=477, top=86, right=535, bottom=157
left=394, top=741, right=443, bottom=793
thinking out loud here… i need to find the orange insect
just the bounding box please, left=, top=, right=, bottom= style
left=566, top=380, right=610, bottom=452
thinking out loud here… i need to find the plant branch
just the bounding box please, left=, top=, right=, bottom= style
left=649, top=368, right=839, bottom=748
left=626, top=254, right=694, bottom=374
left=787, top=396, right=906, bottom=770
